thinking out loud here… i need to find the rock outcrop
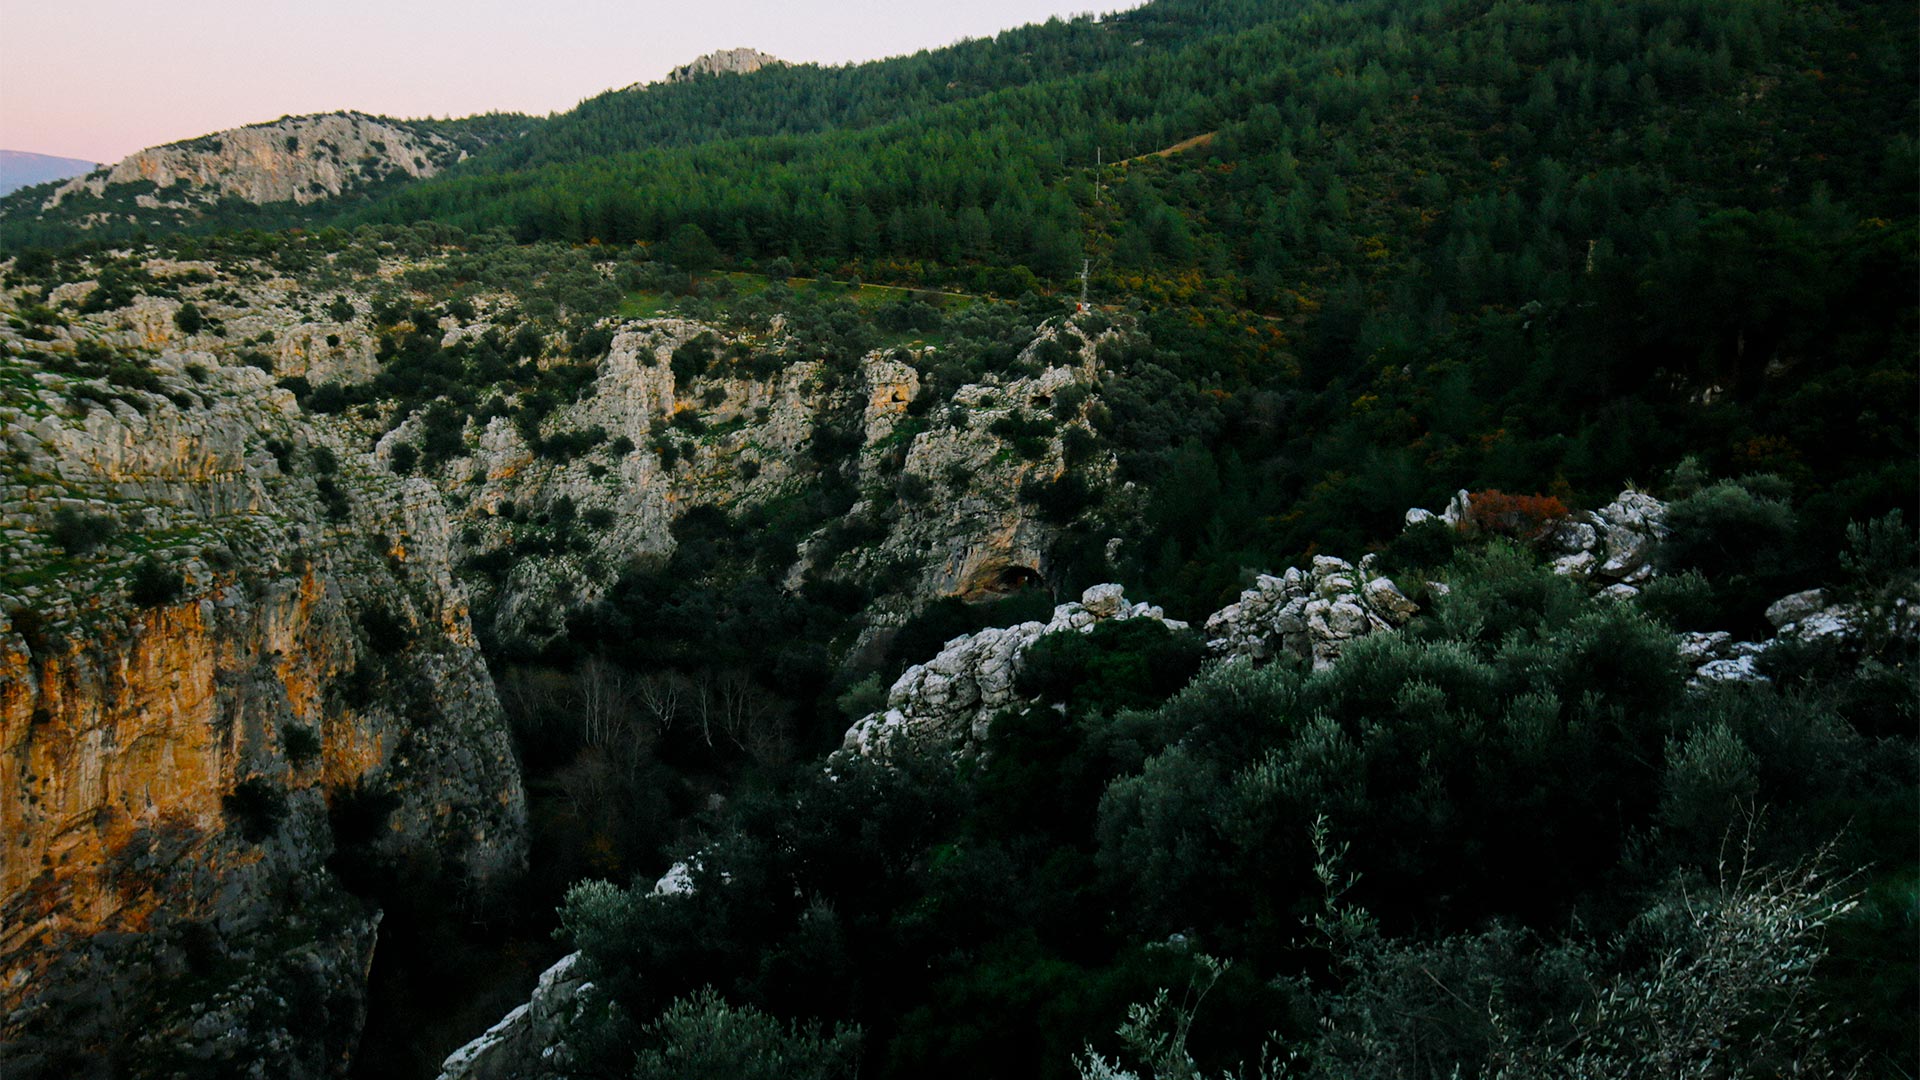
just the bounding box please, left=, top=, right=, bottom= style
left=841, top=584, right=1188, bottom=758
left=1541, top=489, right=1670, bottom=594
left=666, top=48, right=784, bottom=82
left=1408, top=487, right=1670, bottom=595
left=438, top=952, right=590, bottom=1080
left=1203, top=554, right=1418, bottom=669
left=1680, top=584, right=1917, bottom=688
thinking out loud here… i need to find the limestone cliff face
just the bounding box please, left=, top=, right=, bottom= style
left=439, top=315, right=1119, bottom=652
left=42, top=112, right=465, bottom=215
left=0, top=284, right=525, bottom=1075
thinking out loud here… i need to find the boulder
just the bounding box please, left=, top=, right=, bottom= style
left=1693, top=655, right=1769, bottom=686
left=1765, top=589, right=1829, bottom=630
left=1363, top=577, right=1418, bottom=623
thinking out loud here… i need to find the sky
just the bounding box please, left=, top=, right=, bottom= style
left=2, top=1, right=1125, bottom=164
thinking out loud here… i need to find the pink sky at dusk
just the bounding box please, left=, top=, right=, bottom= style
left=2, top=1, right=1126, bottom=164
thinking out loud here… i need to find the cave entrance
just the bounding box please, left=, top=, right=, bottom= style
left=983, top=565, right=1042, bottom=596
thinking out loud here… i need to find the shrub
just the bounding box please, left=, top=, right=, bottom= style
left=1658, top=478, right=1804, bottom=628
left=1638, top=570, right=1719, bottom=630
left=538, top=425, right=608, bottom=461
left=128, top=556, right=185, bottom=607
left=1658, top=480, right=1797, bottom=581
left=1019, top=473, right=1096, bottom=523
left=315, top=476, right=351, bottom=522
left=282, top=724, right=322, bottom=768
left=262, top=437, right=295, bottom=473
left=222, top=777, right=287, bottom=842
left=1016, top=619, right=1207, bottom=717
left=48, top=506, right=119, bottom=555
left=359, top=604, right=410, bottom=653
left=671, top=335, right=716, bottom=382
left=173, top=302, right=204, bottom=335
left=1466, top=490, right=1569, bottom=541
left=630, top=989, right=862, bottom=1080
left=1375, top=517, right=1460, bottom=577
left=990, top=412, right=1053, bottom=460
left=836, top=673, right=888, bottom=721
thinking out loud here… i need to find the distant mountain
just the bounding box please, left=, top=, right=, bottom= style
left=0, top=150, right=97, bottom=196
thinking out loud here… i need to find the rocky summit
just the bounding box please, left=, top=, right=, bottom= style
left=665, top=47, right=784, bottom=83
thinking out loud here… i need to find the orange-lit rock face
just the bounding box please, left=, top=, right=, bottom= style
left=1, top=602, right=224, bottom=999
left=0, top=581, right=340, bottom=1005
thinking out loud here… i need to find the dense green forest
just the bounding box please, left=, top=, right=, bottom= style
left=1, top=0, right=1913, bottom=1075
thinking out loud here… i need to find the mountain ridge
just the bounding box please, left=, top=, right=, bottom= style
left=0, top=150, right=98, bottom=198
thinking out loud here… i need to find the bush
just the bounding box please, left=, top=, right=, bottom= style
left=1020, top=472, right=1096, bottom=523
left=282, top=724, right=322, bottom=768
left=990, top=412, right=1054, bottom=460
left=1375, top=518, right=1460, bottom=577
left=629, top=989, right=862, bottom=1080
left=222, top=777, right=288, bottom=842
left=172, top=302, right=204, bottom=335
left=48, top=506, right=119, bottom=555
left=1465, top=490, right=1569, bottom=541
left=1658, top=480, right=1797, bottom=581
left=836, top=673, right=888, bottom=721
left=314, top=476, right=351, bottom=522
left=359, top=604, right=410, bottom=654
left=1016, top=618, right=1206, bottom=717
left=128, top=556, right=185, bottom=607
left=1658, top=479, right=1805, bottom=629
left=1638, top=570, right=1719, bottom=630
left=671, top=335, right=716, bottom=383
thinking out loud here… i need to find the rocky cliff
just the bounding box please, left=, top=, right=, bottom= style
left=410, top=312, right=1117, bottom=654
left=0, top=268, right=525, bottom=1076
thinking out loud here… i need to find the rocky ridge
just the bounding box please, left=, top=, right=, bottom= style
left=35, top=112, right=467, bottom=219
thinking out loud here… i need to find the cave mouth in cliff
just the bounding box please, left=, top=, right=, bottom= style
left=981, top=565, right=1043, bottom=596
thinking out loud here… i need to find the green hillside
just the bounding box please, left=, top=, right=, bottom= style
left=343, top=0, right=1919, bottom=617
